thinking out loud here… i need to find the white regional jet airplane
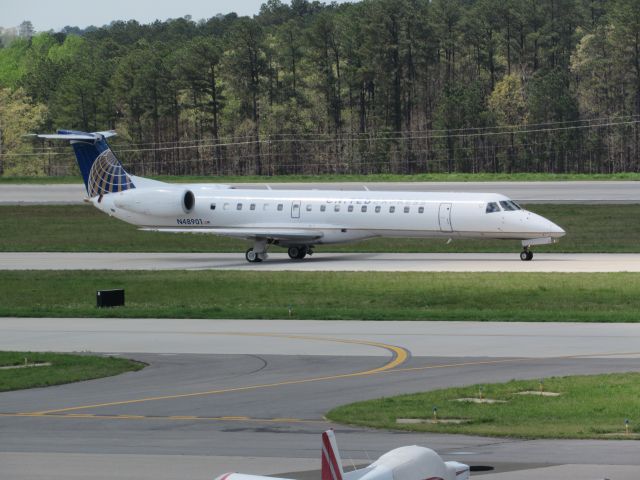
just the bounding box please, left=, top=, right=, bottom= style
left=38, top=130, right=565, bottom=262
left=215, top=430, right=472, bottom=480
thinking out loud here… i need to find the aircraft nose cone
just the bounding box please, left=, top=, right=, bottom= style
left=525, top=211, right=565, bottom=237
left=540, top=217, right=567, bottom=238
left=550, top=221, right=566, bottom=237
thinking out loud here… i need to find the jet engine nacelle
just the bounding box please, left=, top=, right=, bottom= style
left=113, top=187, right=195, bottom=217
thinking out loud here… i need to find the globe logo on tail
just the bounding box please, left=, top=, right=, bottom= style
left=87, top=149, right=135, bottom=197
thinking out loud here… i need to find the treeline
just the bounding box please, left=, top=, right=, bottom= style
left=1, top=0, right=640, bottom=177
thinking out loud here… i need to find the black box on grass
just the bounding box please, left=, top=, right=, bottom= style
left=97, top=289, right=125, bottom=308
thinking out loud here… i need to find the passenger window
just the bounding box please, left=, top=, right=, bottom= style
left=334, top=205, right=340, bottom=212
left=404, top=206, right=410, bottom=213
left=250, top=203, right=256, bottom=211
left=348, top=205, right=354, bottom=212
left=389, top=206, right=395, bottom=213
left=277, top=204, right=284, bottom=211
left=486, top=202, right=500, bottom=213
left=320, top=205, right=326, bottom=212
left=375, top=206, right=381, bottom=213
left=210, top=203, right=216, bottom=210
left=237, top=203, right=243, bottom=211
left=306, top=204, right=312, bottom=212
left=361, top=205, right=367, bottom=213
left=418, top=206, right=424, bottom=214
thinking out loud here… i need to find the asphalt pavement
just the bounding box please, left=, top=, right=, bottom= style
left=2, top=180, right=640, bottom=204
left=1, top=319, right=639, bottom=479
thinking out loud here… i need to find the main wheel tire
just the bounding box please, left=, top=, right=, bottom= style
left=526, top=251, right=534, bottom=261
left=246, top=248, right=262, bottom=263
left=288, top=247, right=300, bottom=259
left=296, top=246, right=308, bottom=259
left=520, top=251, right=529, bottom=261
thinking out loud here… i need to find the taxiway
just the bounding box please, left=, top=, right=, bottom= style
left=2, top=251, right=640, bottom=272
left=1, top=319, right=639, bottom=480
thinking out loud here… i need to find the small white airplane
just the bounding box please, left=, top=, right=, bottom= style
left=215, top=429, right=471, bottom=480
left=38, top=130, right=565, bottom=262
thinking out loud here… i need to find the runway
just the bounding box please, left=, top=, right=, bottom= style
left=2, top=180, right=640, bottom=205
left=1, top=319, right=639, bottom=480
left=3, top=251, right=640, bottom=272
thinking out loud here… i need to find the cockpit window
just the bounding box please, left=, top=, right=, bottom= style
left=499, top=200, right=521, bottom=211
left=486, top=202, right=500, bottom=213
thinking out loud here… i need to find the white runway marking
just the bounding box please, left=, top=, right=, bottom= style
left=3, top=252, right=640, bottom=272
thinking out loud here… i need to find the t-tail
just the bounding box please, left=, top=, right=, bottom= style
left=322, top=429, right=344, bottom=480
left=37, top=130, right=135, bottom=197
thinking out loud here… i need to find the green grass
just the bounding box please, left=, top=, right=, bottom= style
left=0, top=203, right=639, bottom=253
left=0, top=351, right=144, bottom=392
left=1, top=271, right=639, bottom=321
left=326, top=373, right=640, bottom=439
left=3, top=172, right=640, bottom=184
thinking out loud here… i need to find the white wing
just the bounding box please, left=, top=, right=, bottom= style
left=141, top=227, right=324, bottom=243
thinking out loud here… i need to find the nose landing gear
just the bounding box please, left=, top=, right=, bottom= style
left=520, top=247, right=533, bottom=261
left=246, top=248, right=268, bottom=263
left=246, top=238, right=269, bottom=263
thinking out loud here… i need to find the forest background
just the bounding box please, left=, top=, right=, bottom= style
left=1, top=0, right=640, bottom=178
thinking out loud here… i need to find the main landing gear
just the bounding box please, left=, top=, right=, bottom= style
left=520, top=247, right=533, bottom=261
left=244, top=241, right=314, bottom=263
left=287, top=245, right=313, bottom=260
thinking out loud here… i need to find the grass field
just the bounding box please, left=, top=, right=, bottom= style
left=1, top=203, right=639, bottom=253
left=326, top=373, right=640, bottom=439
left=2, top=172, right=640, bottom=184
left=0, top=351, right=144, bottom=392
left=1, top=271, right=639, bottom=321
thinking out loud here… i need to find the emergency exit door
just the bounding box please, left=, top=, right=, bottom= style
left=438, top=203, right=453, bottom=232
left=291, top=201, right=301, bottom=219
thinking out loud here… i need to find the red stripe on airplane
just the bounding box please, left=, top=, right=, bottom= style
left=322, top=432, right=343, bottom=480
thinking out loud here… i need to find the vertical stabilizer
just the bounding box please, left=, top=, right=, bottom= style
left=322, top=430, right=344, bottom=480
left=37, top=130, right=135, bottom=197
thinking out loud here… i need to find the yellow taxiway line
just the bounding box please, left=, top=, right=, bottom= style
left=25, top=333, right=408, bottom=416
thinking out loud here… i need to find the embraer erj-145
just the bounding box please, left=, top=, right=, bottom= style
left=215, top=429, right=473, bottom=480
left=38, top=130, right=565, bottom=263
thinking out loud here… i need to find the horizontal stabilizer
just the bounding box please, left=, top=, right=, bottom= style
left=36, top=130, right=117, bottom=142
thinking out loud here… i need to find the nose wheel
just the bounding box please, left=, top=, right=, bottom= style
left=245, top=248, right=263, bottom=263
left=520, top=248, right=533, bottom=261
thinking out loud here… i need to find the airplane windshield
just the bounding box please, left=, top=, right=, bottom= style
left=485, top=202, right=501, bottom=213
left=499, top=200, right=521, bottom=211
